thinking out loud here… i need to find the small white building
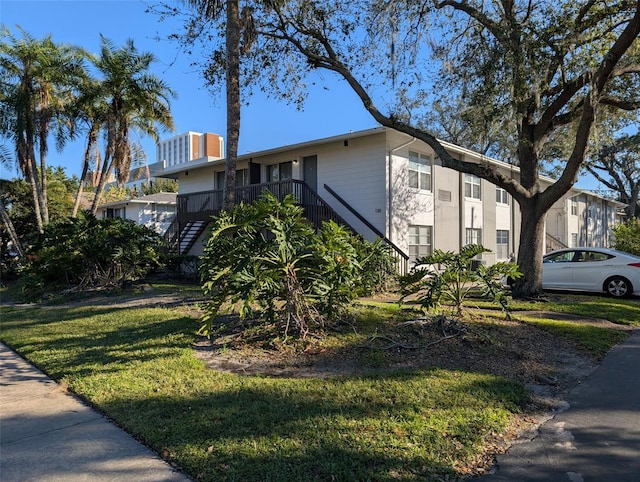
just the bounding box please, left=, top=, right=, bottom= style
left=97, top=192, right=177, bottom=235
left=152, top=127, right=625, bottom=270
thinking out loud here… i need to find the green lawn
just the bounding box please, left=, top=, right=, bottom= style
left=1, top=289, right=637, bottom=481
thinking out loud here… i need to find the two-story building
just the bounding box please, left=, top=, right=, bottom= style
left=152, top=127, right=625, bottom=272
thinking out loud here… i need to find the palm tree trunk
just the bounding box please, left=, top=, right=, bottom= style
left=90, top=152, right=113, bottom=214
left=0, top=202, right=24, bottom=257
left=223, top=0, right=240, bottom=210
left=25, top=155, right=45, bottom=233
left=73, top=128, right=98, bottom=217
left=38, top=141, right=49, bottom=224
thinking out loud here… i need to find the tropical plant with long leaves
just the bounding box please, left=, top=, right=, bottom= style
left=88, top=36, right=175, bottom=213
left=0, top=26, right=87, bottom=231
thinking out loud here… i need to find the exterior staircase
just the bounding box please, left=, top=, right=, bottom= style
left=546, top=233, right=568, bottom=253
left=166, top=179, right=409, bottom=273
left=178, top=221, right=208, bottom=255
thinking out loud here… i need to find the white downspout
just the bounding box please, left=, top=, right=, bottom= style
left=388, top=137, right=417, bottom=242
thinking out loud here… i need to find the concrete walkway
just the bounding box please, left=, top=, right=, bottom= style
left=0, top=343, right=190, bottom=481
left=478, top=329, right=640, bottom=482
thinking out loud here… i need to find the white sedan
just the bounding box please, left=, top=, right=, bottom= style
left=542, top=248, right=640, bottom=298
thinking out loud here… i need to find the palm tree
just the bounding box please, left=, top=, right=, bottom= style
left=88, top=36, right=175, bottom=214
left=0, top=26, right=86, bottom=231
left=69, top=76, right=105, bottom=217
left=186, top=0, right=255, bottom=209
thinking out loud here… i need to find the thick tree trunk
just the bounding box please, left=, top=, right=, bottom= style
left=512, top=199, right=547, bottom=299
left=223, top=0, right=240, bottom=210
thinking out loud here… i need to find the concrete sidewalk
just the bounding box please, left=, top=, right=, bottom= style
left=478, top=329, right=640, bottom=482
left=0, top=343, right=190, bottom=481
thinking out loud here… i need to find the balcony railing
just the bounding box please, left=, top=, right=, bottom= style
left=174, top=179, right=409, bottom=274
left=176, top=179, right=353, bottom=228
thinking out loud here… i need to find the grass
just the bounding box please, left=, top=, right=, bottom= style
left=0, top=301, right=527, bottom=481
left=493, top=294, right=637, bottom=359
left=509, top=296, right=640, bottom=326
left=513, top=314, right=629, bottom=359
left=1, top=289, right=637, bottom=480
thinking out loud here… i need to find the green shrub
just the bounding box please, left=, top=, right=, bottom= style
left=20, top=212, right=163, bottom=299
left=611, top=219, right=640, bottom=256
left=399, top=244, right=521, bottom=318
left=199, top=192, right=394, bottom=342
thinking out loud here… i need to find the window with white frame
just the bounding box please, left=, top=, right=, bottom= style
left=496, top=187, right=509, bottom=205
left=105, top=207, right=125, bottom=219
left=408, top=151, right=432, bottom=191
left=496, top=230, right=509, bottom=259
left=408, top=225, right=433, bottom=265
left=571, top=233, right=578, bottom=247
left=570, top=196, right=578, bottom=215
left=465, top=174, right=481, bottom=199
left=465, top=228, right=482, bottom=246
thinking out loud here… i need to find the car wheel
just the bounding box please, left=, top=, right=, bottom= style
left=604, top=276, right=632, bottom=298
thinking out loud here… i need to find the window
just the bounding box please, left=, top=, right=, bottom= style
left=408, top=225, right=433, bottom=265
left=570, top=197, right=578, bottom=215
left=496, top=230, right=509, bottom=259
left=465, top=228, right=482, bottom=246
left=465, top=174, right=481, bottom=199
left=215, top=171, right=225, bottom=190
left=496, top=187, right=509, bottom=205
left=216, top=169, right=249, bottom=189
left=267, top=161, right=293, bottom=181
left=571, top=233, right=578, bottom=247
left=408, top=151, right=432, bottom=191
left=105, top=207, right=125, bottom=219
left=544, top=251, right=574, bottom=263
left=235, top=168, right=249, bottom=187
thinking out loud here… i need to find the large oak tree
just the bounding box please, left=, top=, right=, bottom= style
left=250, top=0, right=640, bottom=298
left=157, top=0, right=639, bottom=297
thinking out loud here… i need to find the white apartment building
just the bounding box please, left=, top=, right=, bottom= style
left=152, top=128, right=625, bottom=269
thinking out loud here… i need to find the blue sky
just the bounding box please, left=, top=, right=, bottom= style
left=1, top=0, right=601, bottom=191
left=0, top=0, right=376, bottom=179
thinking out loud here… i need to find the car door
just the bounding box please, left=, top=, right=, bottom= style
left=571, top=250, right=616, bottom=291
left=542, top=250, right=577, bottom=289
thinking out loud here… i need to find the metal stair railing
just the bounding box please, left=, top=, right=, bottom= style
left=546, top=233, right=569, bottom=252
left=174, top=180, right=409, bottom=275
left=323, top=184, right=409, bottom=275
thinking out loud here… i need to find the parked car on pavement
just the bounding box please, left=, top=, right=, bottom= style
left=542, top=247, right=640, bottom=298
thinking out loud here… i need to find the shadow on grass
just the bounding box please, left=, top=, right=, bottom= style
left=0, top=305, right=198, bottom=379
left=101, top=371, right=526, bottom=481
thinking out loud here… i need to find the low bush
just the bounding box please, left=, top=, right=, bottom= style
left=199, top=192, right=395, bottom=342
left=399, top=244, right=521, bottom=318
left=19, top=212, right=163, bottom=299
